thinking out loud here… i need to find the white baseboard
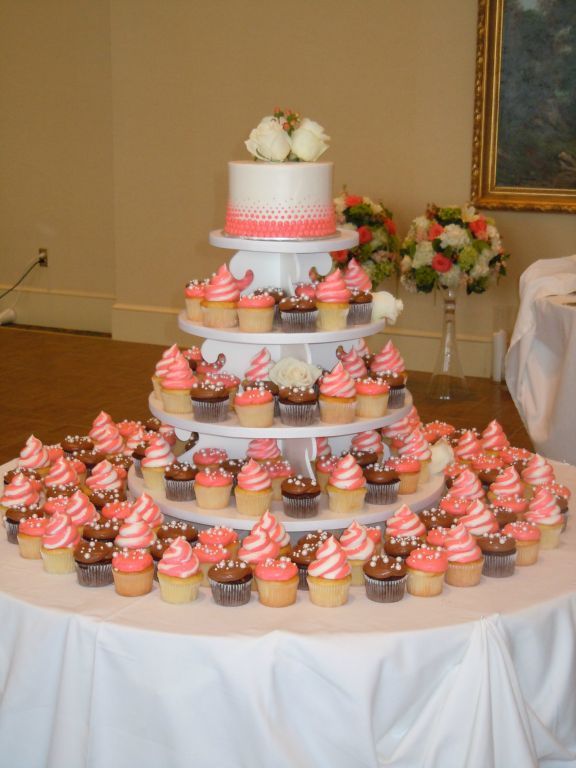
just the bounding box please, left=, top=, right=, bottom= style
left=0, top=285, right=114, bottom=333
left=111, top=303, right=494, bottom=377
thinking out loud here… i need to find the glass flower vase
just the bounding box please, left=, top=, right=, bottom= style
left=427, top=287, right=469, bottom=400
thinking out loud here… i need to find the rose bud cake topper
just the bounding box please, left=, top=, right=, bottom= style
left=245, top=108, right=330, bottom=163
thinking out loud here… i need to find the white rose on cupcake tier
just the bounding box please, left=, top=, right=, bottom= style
left=269, top=357, right=322, bottom=389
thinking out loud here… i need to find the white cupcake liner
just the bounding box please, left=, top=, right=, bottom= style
left=191, top=398, right=230, bottom=423
left=481, top=552, right=516, bottom=578
left=4, top=519, right=19, bottom=544
left=209, top=578, right=252, bottom=606
left=364, top=574, right=406, bottom=603
left=365, top=480, right=400, bottom=505
left=164, top=479, right=196, bottom=501
left=75, top=561, right=114, bottom=587
left=278, top=402, right=318, bottom=426
left=280, top=311, right=318, bottom=332
left=282, top=494, right=320, bottom=519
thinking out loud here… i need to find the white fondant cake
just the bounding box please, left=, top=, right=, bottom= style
left=224, top=161, right=336, bottom=240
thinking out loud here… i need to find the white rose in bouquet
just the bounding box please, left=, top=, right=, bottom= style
left=439, top=224, right=471, bottom=250
left=290, top=118, right=330, bottom=161
left=370, top=291, right=404, bottom=325
left=245, top=117, right=292, bottom=162
left=269, top=357, right=322, bottom=388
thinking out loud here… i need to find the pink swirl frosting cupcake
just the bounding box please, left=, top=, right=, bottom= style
left=340, top=520, right=375, bottom=561
left=88, top=411, right=114, bottom=442
left=161, top=354, right=197, bottom=390
left=204, top=264, right=241, bottom=302
left=480, top=420, right=510, bottom=452
left=65, top=490, right=98, bottom=527
left=521, top=454, right=555, bottom=488
left=130, top=492, right=161, bottom=521
left=444, top=523, right=482, bottom=563
left=525, top=487, right=562, bottom=526
left=315, top=270, right=351, bottom=303
left=337, top=347, right=368, bottom=379
left=115, top=514, right=155, bottom=550
left=454, top=430, right=483, bottom=461
left=44, top=457, right=79, bottom=488
left=236, top=459, right=271, bottom=492
left=307, top=536, right=351, bottom=579
left=385, top=504, right=426, bottom=539
left=154, top=344, right=180, bottom=379
left=370, top=341, right=405, bottom=375
left=381, top=416, right=413, bottom=441
left=238, top=528, right=280, bottom=564
left=1, top=474, right=41, bottom=508
left=18, top=435, right=50, bottom=471
left=448, top=468, right=485, bottom=500
left=351, top=430, right=384, bottom=455
left=141, top=436, right=175, bottom=468
left=343, top=258, right=372, bottom=292
left=328, top=454, right=366, bottom=490
left=319, top=362, right=356, bottom=398
left=93, top=424, right=124, bottom=456
left=489, top=466, right=524, bottom=499
left=355, top=338, right=371, bottom=358
left=158, top=538, right=200, bottom=578
left=460, top=499, right=499, bottom=536
left=247, top=438, right=281, bottom=462
left=244, top=347, right=274, bottom=382
left=42, top=512, right=80, bottom=550
left=397, top=429, right=431, bottom=462
left=252, top=509, right=290, bottom=550
left=85, top=460, right=124, bottom=491
left=315, top=436, right=331, bottom=457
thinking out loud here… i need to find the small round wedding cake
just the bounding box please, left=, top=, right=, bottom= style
left=224, top=161, right=336, bottom=240
left=224, top=108, right=337, bottom=240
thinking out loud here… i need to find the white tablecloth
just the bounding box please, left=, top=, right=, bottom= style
left=1, top=462, right=576, bottom=768
left=506, top=254, right=576, bottom=464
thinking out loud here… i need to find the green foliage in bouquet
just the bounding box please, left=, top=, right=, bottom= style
left=400, top=204, right=509, bottom=294
left=331, top=192, right=400, bottom=290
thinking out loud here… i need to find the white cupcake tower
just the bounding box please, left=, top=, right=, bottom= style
left=129, top=229, right=444, bottom=533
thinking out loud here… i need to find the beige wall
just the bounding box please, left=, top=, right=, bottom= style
left=1, top=0, right=574, bottom=372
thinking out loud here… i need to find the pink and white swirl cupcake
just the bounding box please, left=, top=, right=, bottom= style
left=318, top=362, right=356, bottom=424
left=315, top=269, right=351, bottom=330
left=314, top=453, right=338, bottom=492
left=351, top=430, right=384, bottom=459
left=243, top=347, right=274, bottom=386
left=237, top=292, right=275, bottom=332
left=115, top=513, right=155, bottom=551
left=85, top=460, right=125, bottom=500
left=480, top=420, right=510, bottom=455
left=252, top=509, right=291, bottom=556
left=448, top=468, right=485, bottom=501
left=160, top=354, right=197, bottom=414
left=88, top=411, right=115, bottom=443
left=238, top=528, right=280, bottom=578
left=343, top=258, right=373, bottom=325
left=201, top=264, right=241, bottom=328
left=339, top=520, right=375, bottom=585
left=405, top=546, right=448, bottom=597
left=397, top=429, right=432, bottom=484
left=234, top=459, right=273, bottom=517
left=521, top=454, right=555, bottom=496
left=453, top=430, right=484, bottom=463
left=140, top=436, right=175, bottom=493
left=525, top=487, right=563, bottom=549
left=247, top=437, right=282, bottom=465
left=385, top=504, right=426, bottom=540
left=326, top=454, right=367, bottom=513
left=18, top=435, right=50, bottom=476
left=151, top=344, right=181, bottom=399
left=1, top=473, right=41, bottom=515
left=43, top=457, right=79, bottom=494
left=444, top=523, right=484, bottom=587
left=41, top=511, right=80, bottom=574
left=460, top=499, right=499, bottom=537
left=307, top=536, right=352, bottom=607
left=65, top=490, right=98, bottom=534
left=157, top=538, right=203, bottom=603
left=369, top=341, right=407, bottom=407
left=184, top=278, right=208, bottom=322
left=336, top=345, right=368, bottom=379
left=263, top=459, right=293, bottom=501
left=488, top=466, right=527, bottom=505
left=130, top=493, right=164, bottom=531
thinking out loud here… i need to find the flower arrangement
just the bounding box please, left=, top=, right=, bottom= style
left=400, top=204, right=509, bottom=294
left=331, top=192, right=400, bottom=289
left=245, top=108, right=330, bottom=162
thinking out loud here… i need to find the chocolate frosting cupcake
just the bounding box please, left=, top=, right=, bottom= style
left=3, top=467, right=40, bottom=486
left=279, top=295, right=317, bottom=313
left=74, top=449, right=105, bottom=471
left=208, top=558, right=252, bottom=584
left=418, top=507, right=455, bottom=531
left=164, top=461, right=197, bottom=481
left=88, top=488, right=125, bottom=510
left=349, top=289, right=373, bottom=306
left=61, top=435, right=94, bottom=454
left=350, top=449, right=379, bottom=469
left=74, top=539, right=116, bottom=565
left=144, top=417, right=161, bottom=432
left=384, top=535, right=424, bottom=559
left=278, top=386, right=318, bottom=405
left=221, top=458, right=247, bottom=480
left=190, top=381, right=228, bottom=403
left=184, top=432, right=200, bottom=451
left=364, top=463, right=400, bottom=484
left=82, top=517, right=121, bottom=542
left=477, top=532, right=516, bottom=555
left=45, top=483, right=79, bottom=499
left=156, top=520, right=198, bottom=542
left=290, top=542, right=318, bottom=589
left=109, top=454, right=133, bottom=472
left=281, top=475, right=321, bottom=499
left=363, top=553, right=407, bottom=580
left=296, top=530, right=329, bottom=547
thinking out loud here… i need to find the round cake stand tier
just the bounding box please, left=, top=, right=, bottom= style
left=127, top=467, right=445, bottom=535
left=149, top=391, right=412, bottom=439
left=178, top=311, right=386, bottom=344
left=209, top=229, right=359, bottom=252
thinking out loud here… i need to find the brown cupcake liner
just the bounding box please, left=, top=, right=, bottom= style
left=209, top=578, right=252, bottom=606
left=296, top=565, right=309, bottom=590
left=364, top=574, right=406, bottom=603
left=4, top=519, right=19, bottom=544
left=164, top=478, right=195, bottom=501
left=366, top=481, right=400, bottom=505
left=75, top=561, right=114, bottom=587
left=278, top=402, right=318, bottom=426
left=481, top=552, right=516, bottom=578
left=282, top=494, right=320, bottom=518
left=191, top=398, right=230, bottom=423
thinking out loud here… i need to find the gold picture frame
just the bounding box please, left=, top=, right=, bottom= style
left=472, top=0, right=576, bottom=213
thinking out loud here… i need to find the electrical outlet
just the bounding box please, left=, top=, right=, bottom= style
left=38, top=248, right=48, bottom=267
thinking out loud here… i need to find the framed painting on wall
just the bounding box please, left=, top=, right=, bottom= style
left=472, top=0, right=576, bottom=212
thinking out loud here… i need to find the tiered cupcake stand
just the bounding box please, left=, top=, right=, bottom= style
left=128, top=229, right=445, bottom=534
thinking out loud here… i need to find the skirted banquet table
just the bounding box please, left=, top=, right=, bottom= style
left=1, top=459, right=575, bottom=768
